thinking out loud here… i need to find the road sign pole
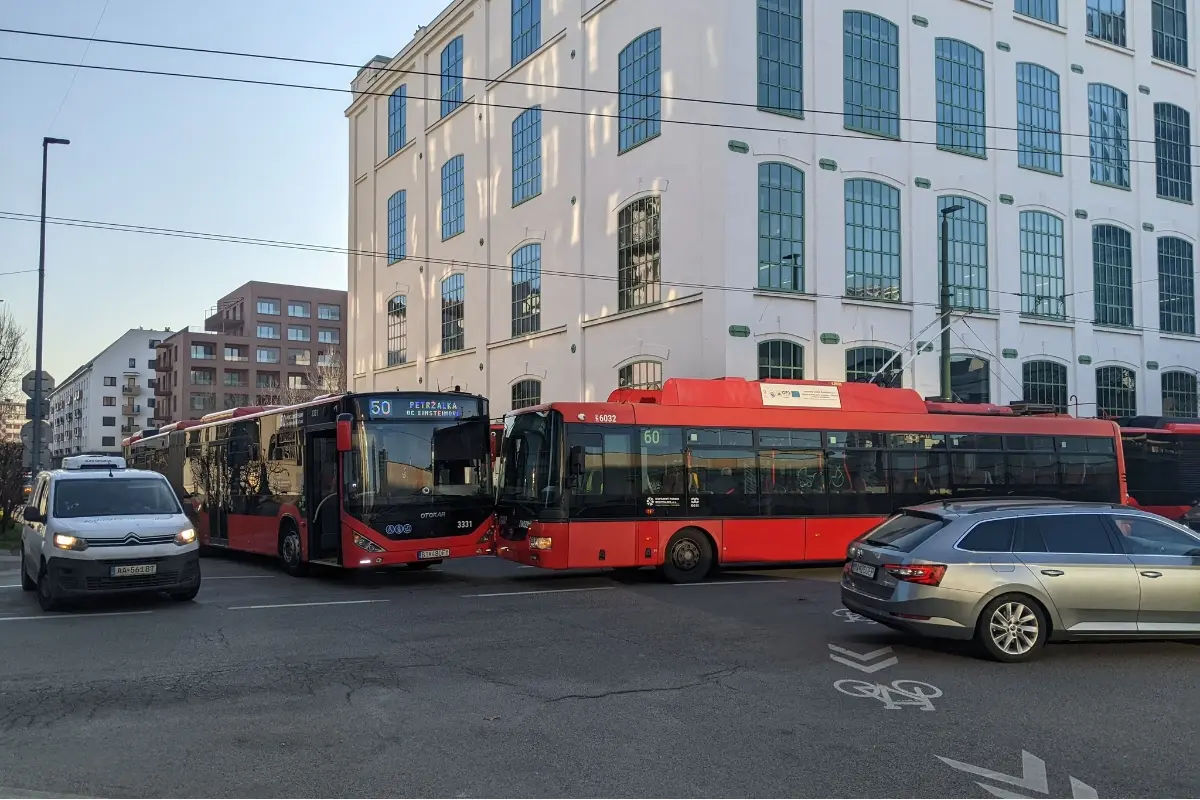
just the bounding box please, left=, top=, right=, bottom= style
left=32, top=137, right=71, bottom=473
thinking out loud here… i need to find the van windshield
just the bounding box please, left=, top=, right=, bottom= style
left=53, top=478, right=183, bottom=519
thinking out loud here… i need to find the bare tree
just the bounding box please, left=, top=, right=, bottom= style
left=0, top=441, right=27, bottom=525
left=0, top=308, right=29, bottom=400
left=275, top=352, right=347, bottom=407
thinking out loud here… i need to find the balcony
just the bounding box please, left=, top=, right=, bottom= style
left=154, top=384, right=172, bottom=397
left=122, top=385, right=142, bottom=396
left=122, top=403, right=141, bottom=415
left=204, top=297, right=245, bottom=335
left=121, top=424, right=135, bottom=434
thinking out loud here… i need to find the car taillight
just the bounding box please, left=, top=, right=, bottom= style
left=883, top=564, right=946, bottom=586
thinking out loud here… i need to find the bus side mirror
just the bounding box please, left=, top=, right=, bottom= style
left=568, top=445, right=585, bottom=475
left=336, top=414, right=353, bottom=452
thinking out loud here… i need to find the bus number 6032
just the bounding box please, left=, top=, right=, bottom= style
left=594, top=414, right=618, bottom=423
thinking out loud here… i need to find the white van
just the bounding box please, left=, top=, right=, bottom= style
left=20, top=455, right=201, bottom=611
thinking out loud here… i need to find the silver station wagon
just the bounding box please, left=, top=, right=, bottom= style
left=840, top=499, right=1200, bottom=662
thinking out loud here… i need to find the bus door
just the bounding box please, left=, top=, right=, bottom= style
left=207, top=441, right=229, bottom=546
left=306, top=429, right=341, bottom=562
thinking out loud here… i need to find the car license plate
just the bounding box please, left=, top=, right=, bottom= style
left=850, top=561, right=877, bottom=579
left=417, top=549, right=450, bottom=560
left=112, top=564, right=156, bottom=577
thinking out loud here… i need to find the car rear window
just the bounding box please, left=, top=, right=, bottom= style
left=862, top=512, right=946, bottom=553
left=958, top=518, right=1016, bottom=552
left=53, top=477, right=182, bottom=519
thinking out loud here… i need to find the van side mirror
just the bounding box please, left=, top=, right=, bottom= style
left=23, top=506, right=43, bottom=524
left=568, top=445, right=585, bottom=475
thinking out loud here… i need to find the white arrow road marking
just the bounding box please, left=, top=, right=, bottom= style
left=1069, top=776, right=1100, bottom=799
left=977, top=783, right=1036, bottom=799
left=827, top=643, right=898, bottom=673
left=937, top=751, right=1049, bottom=794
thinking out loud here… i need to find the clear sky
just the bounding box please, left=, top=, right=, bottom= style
left=0, top=0, right=444, bottom=385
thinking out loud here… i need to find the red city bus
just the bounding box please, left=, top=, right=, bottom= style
left=494, top=377, right=1127, bottom=583
left=1119, top=416, right=1200, bottom=522
left=126, top=391, right=494, bottom=575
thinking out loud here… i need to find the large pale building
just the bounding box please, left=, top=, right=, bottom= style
left=347, top=0, right=1200, bottom=419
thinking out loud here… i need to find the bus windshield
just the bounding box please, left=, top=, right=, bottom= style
left=345, top=418, right=491, bottom=509
left=498, top=410, right=562, bottom=506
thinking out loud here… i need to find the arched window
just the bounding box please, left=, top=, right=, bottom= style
left=845, top=346, right=901, bottom=387
left=842, top=11, right=900, bottom=138
left=617, top=195, right=661, bottom=311
left=386, top=296, right=407, bottom=367
left=845, top=179, right=901, bottom=301
left=512, top=243, right=541, bottom=337
left=511, top=379, right=542, bottom=410
left=1154, top=103, right=1192, bottom=201
left=1016, top=63, right=1062, bottom=173
left=1158, top=236, right=1195, bottom=335
left=757, top=0, right=802, bottom=117
left=618, top=360, right=663, bottom=390
left=951, top=355, right=990, bottom=403
left=935, top=39, right=986, bottom=157
left=938, top=196, right=989, bottom=311
left=1161, top=371, right=1198, bottom=418
left=1088, top=83, right=1130, bottom=188
left=758, top=340, right=804, bottom=380
left=1096, top=366, right=1137, bottom=419
left=1019, top=210, right=1065, bottom=318
left=1022, top=360, right=1068, bottom=413
left=440, top=275, right=465, bottom=353
left=618, top=29, right=661, bottom=152
left=758, top=162, right=805, bottom=292
left=440, top=36, right=464, bottom=117
left=1093, top=224, right=1134, bottom=327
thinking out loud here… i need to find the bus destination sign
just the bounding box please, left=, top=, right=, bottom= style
left=366, top=397, right=465, bottom=419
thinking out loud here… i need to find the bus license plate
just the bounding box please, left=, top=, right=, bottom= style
left=112, top=564, right=157, bottom=577
left=417, top=549, right=450, bottom=560
left=850, top=562, right=876, bottom=579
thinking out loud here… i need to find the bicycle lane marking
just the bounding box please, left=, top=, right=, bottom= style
left=825, top=612, right=946, bottom=711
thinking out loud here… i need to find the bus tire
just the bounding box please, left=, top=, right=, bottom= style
left=279, top=522, right=308, bottom=577
left=661, top=529, right=714, bottom=584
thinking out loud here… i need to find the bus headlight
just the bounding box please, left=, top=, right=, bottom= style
left=353, top=532, right=385, bottom=553
left=529, top=536, right=553, bottom=551
left=53, top=533, right=88, bottom=551
left=175, top=528, right=196, bottom=546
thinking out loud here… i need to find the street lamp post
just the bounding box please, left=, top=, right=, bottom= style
left=32, top=136, right=70, bottom=473
left=939, top=204, right=964, bottom=402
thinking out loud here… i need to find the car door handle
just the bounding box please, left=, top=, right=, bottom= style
left=1040, top=569, right=1065, bottom=577
left=1140, top=571, right=1163, bottom=579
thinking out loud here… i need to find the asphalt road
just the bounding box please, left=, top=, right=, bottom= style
left=0, top=553, right=1196, bottom=798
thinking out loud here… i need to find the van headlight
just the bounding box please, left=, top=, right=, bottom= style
left=53, top=533, right=88, bottom=551
left=174, top=528, right=196, bottom=546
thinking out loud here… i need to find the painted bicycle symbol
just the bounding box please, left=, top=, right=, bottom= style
left=833, top=678, right=942, bottom=711
left=832, top=608, right=878, bottom=625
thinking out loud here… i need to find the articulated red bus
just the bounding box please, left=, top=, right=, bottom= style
left=494, top=378, right=1126, bottom=583
left=1119, top=416, right=1200, bottom=522
left=125, top=391, right=494, bottom=575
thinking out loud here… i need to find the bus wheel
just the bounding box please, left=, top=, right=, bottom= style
left=279, top=525, right=308, bottom=577
left=661, top=529, right=713, bottom=584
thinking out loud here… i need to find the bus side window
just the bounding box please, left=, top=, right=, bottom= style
left=640, top=427, right=685, bottom=498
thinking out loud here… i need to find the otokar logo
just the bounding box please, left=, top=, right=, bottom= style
left=420, top=511, right=446, bottom=519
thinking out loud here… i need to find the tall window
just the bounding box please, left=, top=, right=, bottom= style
left=511, top=379, right=542, bottom=409
left=758, top=162, right=805, bottom=292
left=1154, top=103, right=1193, bottom=202
left=617, top=195, right=661, bottom=311
left=511, top=0, right=541, bottom=66
left=935, top=39, right=986, bottom=157
left=512, top=106, right=542, bottom=205
left=1019, top=210, right=1066, bottom=318
left=388, top=85, right=407, bottom=156
left=757, top=0, right=803, bottom=117
left=1158, top=236, right=1196, bottom=335
left=1153, top=0, right=1189, bottom=66
left=845, top=346, right=901, bottom=387
left=1088, top=83, right=1130, bottom=188
left=1087, top=0, right=1127, bottom=47
left=1023, top=361, right=1068, bottom=413
left=618, top=360, right=663, bottom=390
left=758, top=340, right=804, bottom=380
left=512, top=243, right=541, bottom=337
left=1016, top=63, right=1063, bottom=174
left=1015, top=0, right=1059, bottom=24
left=938, top=196, right=989, bottom=311
left=618, top=29, right=662, bottom=153
left=1162, top=371, right=1199, bottom=417
left=843, top=11, right=900, bottom=138
left=440, top=36, right=464, bottom=118
left=1096, top=366, right=1137, bottom=419
left=386, top=296, right=407, bottom=367
left=387, top=190, right=406, bottom=263
left=441, top=154, right=465, bottom=240
left=951, top=356, right=990, bottom=404
left=440, top=275, right=465, bottom=353
left=1093, top=224, right=1134, bottom=327
left=844, top=179, right=901, bottom=302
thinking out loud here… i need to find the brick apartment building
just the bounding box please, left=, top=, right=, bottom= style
left=153, top=281, right=347, bottom=425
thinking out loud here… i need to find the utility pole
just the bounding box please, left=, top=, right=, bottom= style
left=939, top=203, right=963, bottom=402
left=33, top=137, right=71, bottom=473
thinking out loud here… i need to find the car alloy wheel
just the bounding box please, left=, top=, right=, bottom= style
left=988, top=600, right=1039, bottom=656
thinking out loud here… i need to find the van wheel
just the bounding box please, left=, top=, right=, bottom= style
left=20, top=550, right=35, bottom=591
left=280, top=526, right=308, bottom=577
left=661, top=530, right=713, bottom=584
left=975, top=594, right=1048, bottom=663
left=37, top=563, right=63, bottom=612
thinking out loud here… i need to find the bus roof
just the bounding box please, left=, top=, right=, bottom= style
left=1120, top=416, right=1200, bottom=435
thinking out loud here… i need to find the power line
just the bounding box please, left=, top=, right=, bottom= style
left=0, top=54, right=1175, bottom=168
left=0, top=209, right=1188, bottom=337
left=1, top=25, right=1190, bottom=151
left=41, top=4, right=110, bottom=135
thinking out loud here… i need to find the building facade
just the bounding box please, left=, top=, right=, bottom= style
left=346, top=0, right=1200, bottom=419
left=153, top=281, right=347, bottom=424
left=0, top=399, right=24, bottom=444
left=48, top=328, right=171, bottom=458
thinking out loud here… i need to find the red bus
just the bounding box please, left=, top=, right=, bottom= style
left=494, top=377, right=1126, bottom=583
left=1119, top=416, right=1200, bottom=522
left=126, top=391, right=494, bottom=575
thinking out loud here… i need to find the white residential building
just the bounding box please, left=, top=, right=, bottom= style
left=346, top=0, right=1200, bottom=420
left=49, top=328, right=171, bottom=459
